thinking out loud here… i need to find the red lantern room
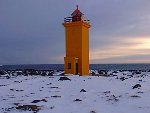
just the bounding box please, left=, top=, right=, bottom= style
left=71, top=5, right=84, bottom=22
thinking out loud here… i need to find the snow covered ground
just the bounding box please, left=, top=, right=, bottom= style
left=0, top=70, right=150, bottom=113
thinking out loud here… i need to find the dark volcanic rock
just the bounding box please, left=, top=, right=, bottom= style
left=133, top=71, right=141, bottom=75
left=74, top=99, right=82, bottom=101
left=91, top=72, right=96, bottom=76
left=98, top=70, right=104, bottom=75
left=132, top=84, right=141, bottom=89
left=127, top=74, right=133, bottom=78
left=0, top=71, right=7, bottom=75
left=80, top=89, right=87, bottom=92
left=50, top=87, right=58, bottom=88
left=130, top=95, right=141, bottom=98
left=10, top=89, right=15, bottom=91
left=120, top=77, right=127, bottom=81
left=58, top=77, right=71, bottom=81
left=40, top=99, right=47, bottom=102
left=16, top=89, right=24, bottom=92
left=48, top=71, right=54, bottom=76
left=98, top=70, right=107, bottom=75
left=16, top=105, right=41, bottom=112
left=106, top=95, right=119, bottom=102
left=6, top=75, right=11, bottom=79
left=113, top=71, right=118, bottom=74
left=103, top=91, right=111, bottom=94
left=31, top=100, right=41, bottom=103
left=90, top=111, right=97, bottom=113
left=31, top=99, right=47, bottom=103
left=3, top=107, right=15, bottom=112
left=41, top=72, right=47, bottom=76
left=0, top=85, right=7, bottom=87
left=51, top=95, right=61, bottom=98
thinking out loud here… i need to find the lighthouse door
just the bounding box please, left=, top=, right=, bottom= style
left=75, top=63, right=78, bottom=75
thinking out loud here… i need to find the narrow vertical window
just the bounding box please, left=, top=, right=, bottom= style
left=68, top=63, right=71, bottom=69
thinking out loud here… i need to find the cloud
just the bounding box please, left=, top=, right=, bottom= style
left=91, top=54, right=150, bottom=64
left=0, top=0, right=150, bottom=64
left=90, top=36, right=150, bottom=63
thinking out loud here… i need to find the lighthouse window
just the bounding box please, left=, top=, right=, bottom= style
left=68, top=63, right=71, bottom=69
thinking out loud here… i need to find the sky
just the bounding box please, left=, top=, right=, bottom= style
left=0, top=0, right=150, bottom=65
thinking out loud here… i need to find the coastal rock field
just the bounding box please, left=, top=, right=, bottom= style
left=0, top=70, right=150, bottom=113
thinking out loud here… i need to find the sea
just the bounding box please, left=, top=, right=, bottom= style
left=0, top=64, right=150, bottom=71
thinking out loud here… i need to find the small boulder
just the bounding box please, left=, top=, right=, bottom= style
left=31, top=100, right=40, bottom=103
left=90, top=111, right=96, bottom=113
left=74, top=99, right=82, bottom=101
left=120, top=77, right=126, bottom=81
left=31, top=99, right=47, bottom=103
left=41, top=99, right=47, bottom=102
left=41, top=72, right=47, bottom=76
left=16, top=105, right=41, bottom=112
left=130, top=95, right=141, bottom=98
left=51, top=95, right=61, bottom=98
left=80, top=89, right=87, bottom=92
left=0, top=71, right=7, bottom=75
left=132, top=84, right=141, bottom=89
left=58, top=77, right=71, bottom=81
left=91, top=72, right=96, bottom=76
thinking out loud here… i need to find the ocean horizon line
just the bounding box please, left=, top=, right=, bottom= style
left=1, top=63, right=150, bottom=71
left=1, top=63, right=150, bottom=66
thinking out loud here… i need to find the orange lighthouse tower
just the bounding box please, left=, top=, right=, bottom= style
left=63, top=6, right=91, bottom=76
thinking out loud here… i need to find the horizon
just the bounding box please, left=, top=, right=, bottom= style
left=1, top=63, right=150, bottom=66
left=0, top=0, right=150, bottom=65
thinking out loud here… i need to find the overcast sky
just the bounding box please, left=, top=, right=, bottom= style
left=0, top=0, right=150, bottom=65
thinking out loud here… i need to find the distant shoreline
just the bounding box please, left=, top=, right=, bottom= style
left=1, top=64, right=150, bottom=71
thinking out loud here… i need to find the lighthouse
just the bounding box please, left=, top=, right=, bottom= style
left=63, top=6, right=91, bottom=76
